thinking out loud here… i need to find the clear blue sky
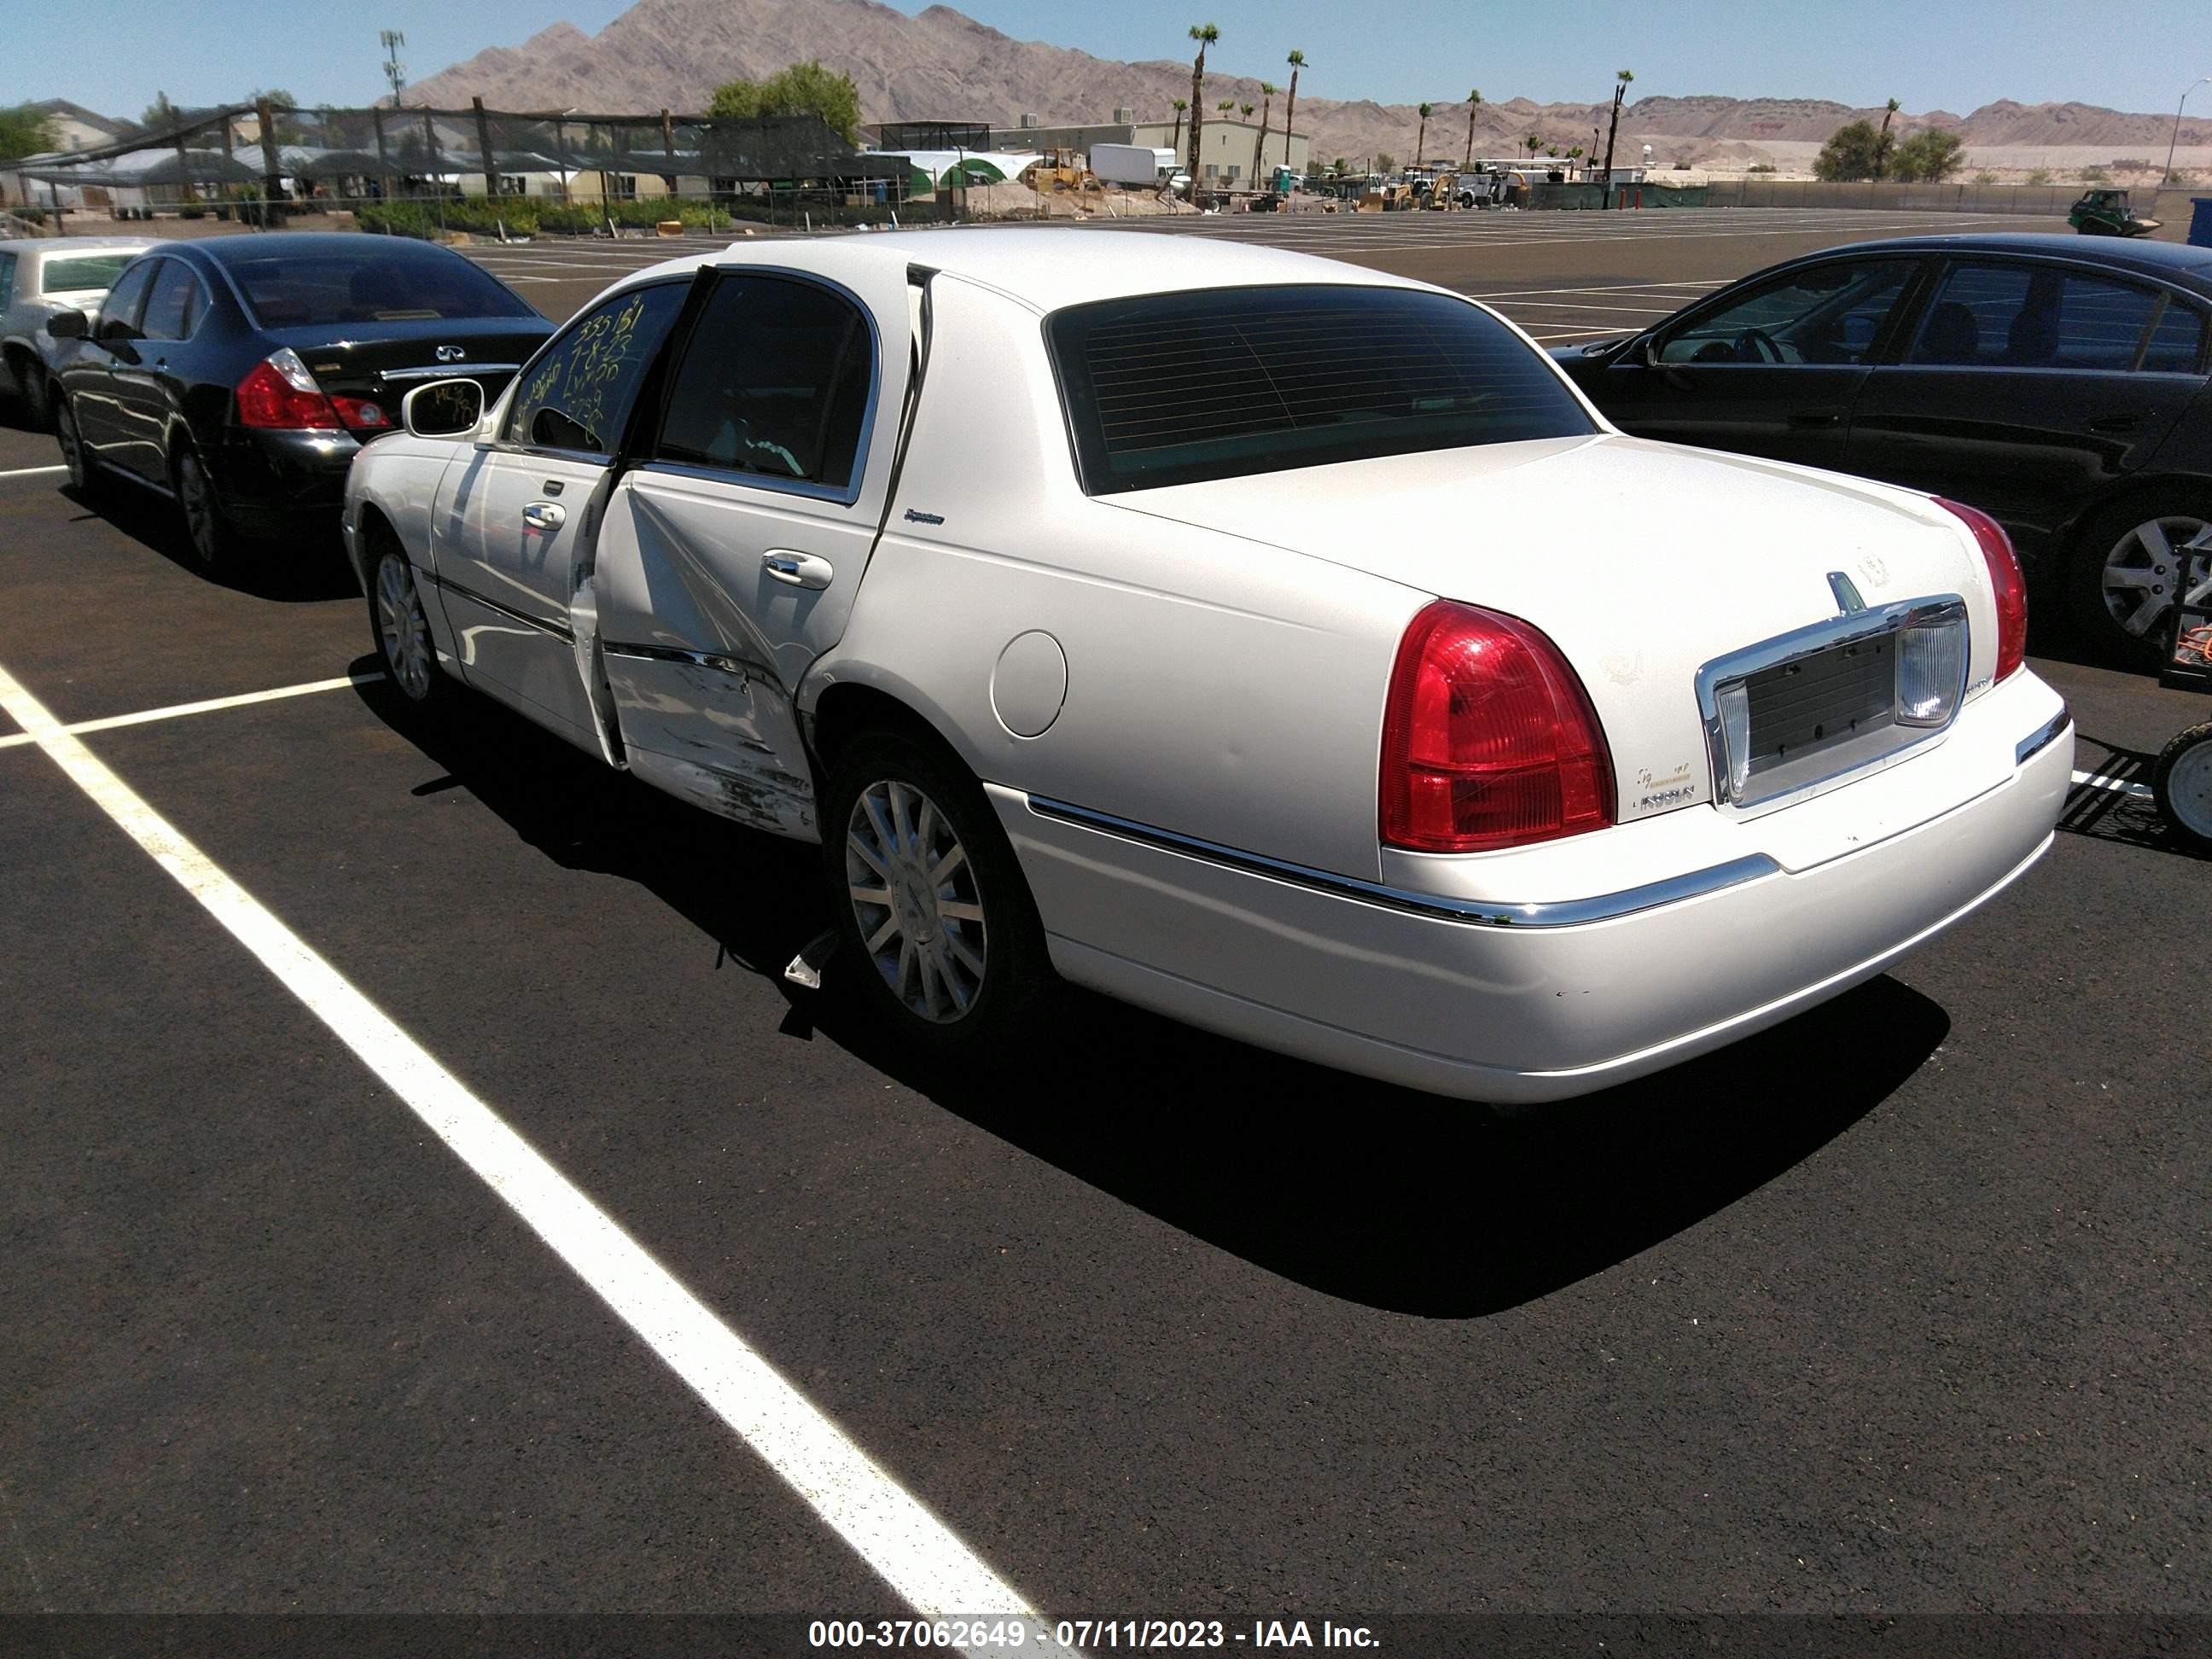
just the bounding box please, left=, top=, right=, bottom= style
left=12, top=0, right=2210, bottom=122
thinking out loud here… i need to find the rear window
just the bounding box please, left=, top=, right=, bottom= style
left=1047, top=284, right=1594, bottom=494
left=223, top=247, right=535, bottom=329
left=41, top=253, right=138, bottom=294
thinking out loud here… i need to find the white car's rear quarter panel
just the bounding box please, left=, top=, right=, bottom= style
left=816, top=274, right=1422, bottom=884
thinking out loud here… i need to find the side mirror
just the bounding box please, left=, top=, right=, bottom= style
left=401, top=377, right=485, bottom=439
left=45, top=309, right=87, bottom=341
left=1639, top=337, right=1663, bottom=369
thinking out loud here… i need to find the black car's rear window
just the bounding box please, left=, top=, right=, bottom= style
left=1047, top=284, right=1594, bottom=494
left=224, top=245, right=536, bottom=329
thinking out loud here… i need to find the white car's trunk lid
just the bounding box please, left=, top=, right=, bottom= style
left=1109, top=434, right=1994, bottom=820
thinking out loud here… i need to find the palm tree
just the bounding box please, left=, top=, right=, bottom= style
left=1566, top=143, right=1584, bottom=178
left=1284, top=49, right=1306, bottom=152
left=1252, top=81, right=1276, bottom=185
left=1873, top=96, right=1901, bottom=180
left=1186, top=23, right=1219, bottom=188
left=1600, top=67, right=1633, bottom=199
left=1463, top=87, right=1482, bottom=168
left=1168, top=98, right=1188, bottom=156
left=1415, top=102, right=1433, bottom=168
left=1524, top=133, right=1542, bottom=162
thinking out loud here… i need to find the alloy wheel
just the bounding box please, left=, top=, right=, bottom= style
left=2100, top=514, right=2212, bottom=640
left=843, top=777, right=988, bottom=1023
left=375, top=551, right=435, bottom=701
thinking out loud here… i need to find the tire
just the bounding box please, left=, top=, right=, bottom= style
left=366, top=538, right=446, bottom=719
left=55, top=397, right=101, bottom=499
left=2152, top=721, right=2212, bottom=853
left=15, top=358, right=52, bottom=430
left=821, top=731, right=1050, bottom=1058
left=172, top=443, right=237, bottom=572
left=2065, top=492, right=2212, bottom=670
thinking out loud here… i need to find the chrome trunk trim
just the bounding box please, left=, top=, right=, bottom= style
left=1696, top=593, right=1967, bottom=820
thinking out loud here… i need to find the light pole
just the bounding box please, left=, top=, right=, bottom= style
left=2165, top=76, right=2210, bottom=186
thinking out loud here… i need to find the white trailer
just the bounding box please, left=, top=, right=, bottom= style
left=1090, top=143, right=1167, bottom=186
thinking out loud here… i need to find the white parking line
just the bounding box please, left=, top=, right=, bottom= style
left=0, top=672, right=383, bottom=753
left=0, top=657, right=1066, bottom=1647
left=0, top=464, right=67, bottom=480
left=2071, top=768, right=2156, bottom=799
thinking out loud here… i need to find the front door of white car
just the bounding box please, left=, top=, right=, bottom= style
left=591, top=260, right=914, bottom=840
left=431, top=280, right=689, bottom=749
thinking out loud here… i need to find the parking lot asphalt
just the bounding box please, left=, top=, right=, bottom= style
left=3, top=210, right=2208, bottom=1645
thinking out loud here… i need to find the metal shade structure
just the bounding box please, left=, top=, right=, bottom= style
left=15, top=147, right=261, bottom=187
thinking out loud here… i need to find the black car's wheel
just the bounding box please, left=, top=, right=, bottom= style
left=367, top=540, right=445, bottom=718
left=15, top=358, right=53, bottom=430
left=2153, top=721, right=2212, bottom=853
left=55, top=398, right=100, bottom=498
left=172, top=444, right=236, bottom=571
left=822, top=731, right=1050, bottom=1057
left=2067, top=492, right=2212, bottom=668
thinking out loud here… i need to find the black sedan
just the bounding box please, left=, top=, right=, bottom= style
left=1552, top=234, right=2212, bottom=665
left=49, top=234, right=551, bottom=570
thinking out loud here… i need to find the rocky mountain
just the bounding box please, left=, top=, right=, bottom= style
left=405, top=0, right=2212, bottom=167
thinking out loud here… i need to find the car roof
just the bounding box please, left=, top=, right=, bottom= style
left=608, top=226, right=1424, bottom=312
left=1801, top=231, right=2212, bottom=284
left=178, top=232, right=475, bottom=266
left=0, top=236, right=154, bottom=259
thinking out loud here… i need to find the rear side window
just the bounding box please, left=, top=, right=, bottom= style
left=139, top=260, right=209, bottom=342
left=651, top=274, right=874, bottom=493
left=1049, top=285, right=1593, bottom=494
left=0, top=254, right=15, bottom=311
left=224, top=247, right=536, bottom=328
left=41, top=253, right=137, bottom=294
left=2141, top=300, right=2206, bottom=374
left=508, top=282, right=686, bottom=457
left=1910, top=261, right=2203, bottom=372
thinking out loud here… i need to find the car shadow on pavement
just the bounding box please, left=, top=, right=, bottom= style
left=359, top=677, right=1953, bottom=1321
left=2061, top=731, right=2211, bottom=862
left=57, top=481, right=360, bottom=603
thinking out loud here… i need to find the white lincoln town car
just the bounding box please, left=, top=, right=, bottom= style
left=343, top=229, right=2072, bottom=1105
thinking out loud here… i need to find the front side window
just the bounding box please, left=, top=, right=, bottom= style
left=139, top=259, right=208, bottom=342
left=1049, top=284, right=1595, bottom=495
left=93, top=259, right=158, bottom=342
left=0, top=253, right=15, bottom=311
left=1908, top=261, right=2204, bottom=371
left=506, top=281, right=685, bottom=456
left=651, top=275, right=873, bottom=492
left=1659, top=259, right=1918, bottom=365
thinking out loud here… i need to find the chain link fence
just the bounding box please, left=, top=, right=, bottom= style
left=6, top=102, right=944, bottom=236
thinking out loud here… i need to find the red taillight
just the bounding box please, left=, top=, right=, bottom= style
left=1937, top=497, right=2027, bottom=683
left=1380, top=601, right=1615, bottom=853
left=236, top=352, right=340, bottom=430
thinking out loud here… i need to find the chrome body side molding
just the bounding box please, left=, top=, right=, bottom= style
left=1024, top=795, right=1781, bottom=929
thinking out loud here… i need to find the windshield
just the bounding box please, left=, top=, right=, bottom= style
left=41, top=254, right=139, bottom=294
left=224, top=246, right=537, bottom=328
left=1047, top=284, right=1594, bottom=494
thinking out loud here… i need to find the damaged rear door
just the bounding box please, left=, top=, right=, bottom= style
left=592, top=259, right=912, bottom=841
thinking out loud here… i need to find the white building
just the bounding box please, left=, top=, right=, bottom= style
left=1132, top=117, right=1310, bottom=188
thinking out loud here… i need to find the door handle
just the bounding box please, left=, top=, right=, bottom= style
left=1787, top=408, right=1843, bottom=428
left=521, top=501, right=566, bottom=532
left=2087, top=413, right=2143, bottom=434
left=761, top=549, right=834, bottom=590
